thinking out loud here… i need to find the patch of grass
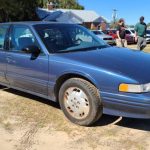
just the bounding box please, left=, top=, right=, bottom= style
left=4, top=122, right=12, bottom=131
left=120, top=139, right=146, bottom=150
left=0, top=90, right=75, bottom=133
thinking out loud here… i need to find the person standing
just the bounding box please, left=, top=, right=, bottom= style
left=116, top=18, right=127, bottom=47
left=135, top=16, right=147, bottom=50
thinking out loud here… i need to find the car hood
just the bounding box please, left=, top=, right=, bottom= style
left=54, top=47, right=150, bottom=83
left=96, top=35, right=112, bottom=39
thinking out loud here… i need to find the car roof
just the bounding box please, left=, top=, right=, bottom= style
left=0, top=21, right=76, bottom=26
left=126, top=28, right=135, bottom=31
left=91, top=30, right=102, bottom=32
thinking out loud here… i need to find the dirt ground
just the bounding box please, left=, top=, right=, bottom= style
left=1, top=44, right=150, bottom=150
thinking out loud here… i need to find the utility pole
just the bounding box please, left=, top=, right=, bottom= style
left=112, top=9, right=118, bottom=24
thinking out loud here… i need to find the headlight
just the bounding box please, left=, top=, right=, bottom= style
left=119, top=83, right=150, bottom=93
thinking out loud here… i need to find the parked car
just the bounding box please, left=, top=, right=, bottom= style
left=102, top=29, right=118, bottom=39
left=1, top=22, right=150, bottom=126
left=91, top=30, right=116, bottom=45
left=125, top=29, right=135, bottom=44
left=146, top=30, right=150, bottom=43
left=102, top=29, right=135, bottom=44
left=126, top=29, right=135, bottom=36
left=133, top=29, right=150, bottom=43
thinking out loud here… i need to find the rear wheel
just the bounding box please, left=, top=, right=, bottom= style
left=59, top=78, right=103, bottom=126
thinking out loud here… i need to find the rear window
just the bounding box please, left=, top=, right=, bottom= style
left=131, top=30, right=135, bottom=33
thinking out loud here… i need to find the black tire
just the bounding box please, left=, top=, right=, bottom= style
left=59, top=78, right=103, bottom=126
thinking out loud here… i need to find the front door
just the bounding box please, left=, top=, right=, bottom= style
left=6, top=24, right=49, bottom=96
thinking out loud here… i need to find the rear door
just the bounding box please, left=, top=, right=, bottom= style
left=6, top=24, right=49, bottom=96
left=0, top=24, right=10, bottom=84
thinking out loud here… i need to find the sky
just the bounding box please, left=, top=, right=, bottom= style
left=78, top=0, right=150, bottom=25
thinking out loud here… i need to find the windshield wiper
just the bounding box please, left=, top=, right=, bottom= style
left=88, top=45, right=110, bottom=49
left=55, top=45, right=110, bottom=53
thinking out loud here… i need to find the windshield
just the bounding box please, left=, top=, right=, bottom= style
left=147, top=30, right=150, bottom=34
left=131, top=30, right=135, bottom=33
left=34, top=24, right=108, bottom=53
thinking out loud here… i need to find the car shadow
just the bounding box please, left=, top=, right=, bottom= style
left=116, top=117, right=150, bottom=131
left=0, top=85, right=60, bottom=110
left=1, top=85, right=150, bottom=131
left=94, top=115, right=150, bottom=131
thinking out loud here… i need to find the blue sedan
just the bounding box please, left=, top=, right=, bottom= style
left=0, top=22, right=150, bottom=126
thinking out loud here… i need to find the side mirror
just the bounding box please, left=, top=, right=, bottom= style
left=22, top=45, right=41, bottom=60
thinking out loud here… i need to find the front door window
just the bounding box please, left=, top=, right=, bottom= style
left=10, top=25, right=38, bottom=53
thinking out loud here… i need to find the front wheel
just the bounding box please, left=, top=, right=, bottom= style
left=59, top=78, right=103, bottom=126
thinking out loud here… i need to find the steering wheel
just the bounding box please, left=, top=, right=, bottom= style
left=74, top=38, right=83, bottom=44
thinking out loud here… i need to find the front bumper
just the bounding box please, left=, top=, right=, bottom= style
left=105, top=40, right=116, bottom=45
left=101, top=91, right=150, bottom=118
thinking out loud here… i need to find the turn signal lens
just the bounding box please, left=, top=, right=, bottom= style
left=119, top=83, right=144, bottom=93
left=119, top=84, right=129, bottom=92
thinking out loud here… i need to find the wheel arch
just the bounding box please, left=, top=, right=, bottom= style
left=54, top=73, right=98, bottom=102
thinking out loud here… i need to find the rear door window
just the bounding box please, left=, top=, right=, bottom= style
left=0, top=25, right=10, bottom=50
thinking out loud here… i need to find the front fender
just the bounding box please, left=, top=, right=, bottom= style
left=50, top=58, right=138, bottom=94
left=56, top=70, right=99, bottom=89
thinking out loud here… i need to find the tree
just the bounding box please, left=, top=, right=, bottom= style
left=109, top=20, right=119, bottom=29
left=0, top=0, right=84, bottom=22
left=47, top=0, right=84, bottom=10
left=0, top=0, right=43, bottom=22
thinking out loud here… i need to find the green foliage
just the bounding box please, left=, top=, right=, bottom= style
left=0, top=0, right=84, bottom=22
left=109, top=20, right=119, bottom=29
left=46, top=0, right=84, bottom=10
left=0, top=0, right=43, bottom=22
